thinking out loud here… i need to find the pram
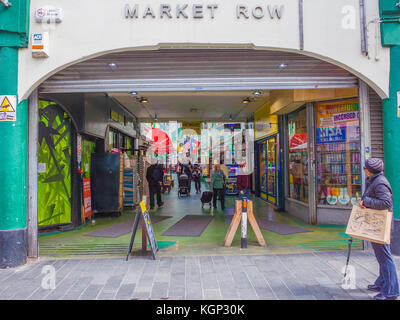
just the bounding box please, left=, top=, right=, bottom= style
left=178, top=174, right=190, bottom=198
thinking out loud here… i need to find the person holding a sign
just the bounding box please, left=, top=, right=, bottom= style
left=360, top=158, right=399, bottom=300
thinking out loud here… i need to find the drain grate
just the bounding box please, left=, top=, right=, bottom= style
left=299, top=238, right=363, bottom=251
left=40, top=241, right=176, bottom=256
left=40, top=243, right=129, bottom=256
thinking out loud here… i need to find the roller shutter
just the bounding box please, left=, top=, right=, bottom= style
left=368, top=87, right=384, bottom=160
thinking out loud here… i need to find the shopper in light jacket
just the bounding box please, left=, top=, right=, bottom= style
left=360, top=158, right=399, bottom=300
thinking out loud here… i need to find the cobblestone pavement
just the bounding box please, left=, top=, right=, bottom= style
left=0, top=250, right=398, bottom=300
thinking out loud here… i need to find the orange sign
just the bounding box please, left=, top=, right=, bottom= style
left=316, top=99, right=359, bottom=128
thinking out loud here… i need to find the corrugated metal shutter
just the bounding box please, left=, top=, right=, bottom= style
left=39, top=49, right=359, bottom=94
left=368, top=87, right=384, bottom=160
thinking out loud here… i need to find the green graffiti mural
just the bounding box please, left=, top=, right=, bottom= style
left=38, top=101, right=72, bottom=226
left=81, top=139, right=96, bottom=179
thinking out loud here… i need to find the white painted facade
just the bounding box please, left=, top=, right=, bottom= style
left=18, top=0, right=389, bottom=100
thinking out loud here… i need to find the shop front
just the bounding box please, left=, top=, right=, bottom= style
left=279, top=87, right=384, bottom=225
left=1, top=0, right=395, bottom=266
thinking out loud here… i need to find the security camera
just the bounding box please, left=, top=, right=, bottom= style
left=0, top=0, right=12, bottom=7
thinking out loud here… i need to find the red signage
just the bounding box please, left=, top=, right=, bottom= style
left=289, top=133, right=307, bottom=150
left=83, top=178, right=92, bottom=218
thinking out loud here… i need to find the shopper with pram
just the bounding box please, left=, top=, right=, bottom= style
left=178, top=172, right=190, bottom=198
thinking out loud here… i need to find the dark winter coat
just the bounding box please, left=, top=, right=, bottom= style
left=146, top=164, right=164, bottom=186
left=362, top=172, right=393, bottom=212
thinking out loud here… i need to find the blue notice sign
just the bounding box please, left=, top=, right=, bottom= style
left=316, top=126, right=347, bottom=144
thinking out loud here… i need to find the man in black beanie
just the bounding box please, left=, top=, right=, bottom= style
left=360, top=158, right=399, bottom=300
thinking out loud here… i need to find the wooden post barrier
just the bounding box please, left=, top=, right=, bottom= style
left=224, top=200, right=266, bottom=247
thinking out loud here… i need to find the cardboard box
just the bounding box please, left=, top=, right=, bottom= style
left=346, top=205, right=392, bottom=244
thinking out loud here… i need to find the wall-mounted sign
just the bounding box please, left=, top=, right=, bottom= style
left=77, top=134, right=82, bottom=164
left=125, top=3, right=284, bottom=20
left=35, top=7, right=63, bottom=23
left=0, top=95, right=16, bottom=122
left=110, top=109, right=124, bottom=124
left=32, top=33, right=50, bottom=58
left=38, top=163, right=47, bottom=174
left=182, top=121, right=201, bottom=135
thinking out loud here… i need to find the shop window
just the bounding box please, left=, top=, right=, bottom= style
left=259, top=142, right=267, bottom=195
left=267, top=137, right=276, bottom=197
left=287, top=108, right=308, bottom=203
left=109, top=129, right=118, bottom=151
left=124, top=136, right=134, bottom=156
left=315, top=100, right=361, bottom=206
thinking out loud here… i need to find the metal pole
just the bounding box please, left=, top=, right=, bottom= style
left=27, top=89, right=39, bottom=258
left=241, top=198, right=248, bottom=248
left=307, top=102, right=317, bottom=225
left=298, top=0, right=304, bottom=50
left=359, top=0, right=368, bottom=56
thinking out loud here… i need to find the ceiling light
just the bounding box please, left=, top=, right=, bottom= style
left=139, top=97, right=148, bottom=103
left=154, top=114, right=158, bottom=121
left=130, top=91, right=138, bottom=96
left=278, top=62, right=288, bottom=69
left=108, top=63, right=118, bottom=69
left=242, top=98, right=251, bottom=104
left=252, top=90, right=261, bottom=97
left=229, top=115, right=233, bottom=121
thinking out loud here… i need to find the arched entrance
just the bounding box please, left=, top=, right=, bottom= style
left=26, top=47, right=382, bottom=258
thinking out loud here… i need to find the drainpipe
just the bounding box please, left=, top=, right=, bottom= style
left=360, top=0, right=369, bottom=56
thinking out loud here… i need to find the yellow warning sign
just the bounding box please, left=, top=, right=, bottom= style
left=0, top=95, right=16, bottom=122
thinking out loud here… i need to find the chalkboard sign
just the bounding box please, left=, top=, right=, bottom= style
left=126, top=200, right=158, bottom=260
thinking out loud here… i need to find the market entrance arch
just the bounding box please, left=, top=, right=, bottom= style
left=24, top=46, right=384, bottom=259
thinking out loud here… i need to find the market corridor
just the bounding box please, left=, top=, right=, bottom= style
left=38, top=178, right=361, bottom=258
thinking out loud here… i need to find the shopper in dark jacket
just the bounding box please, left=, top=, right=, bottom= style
left=146, top=162, right=164, bottom=210
left=360, top=158, right=399, bottom=300
left=192, top=163, right=201, bottom=194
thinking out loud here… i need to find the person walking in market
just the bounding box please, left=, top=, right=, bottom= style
left=359, top=158, right=399, bottom=300
left=146, top=158, right=164, bottom=210
left=210, top=164, right=226, bottom=210
left=192, top=163, right=202, bottom=194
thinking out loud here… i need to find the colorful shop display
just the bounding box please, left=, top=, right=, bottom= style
left=315, top=100, right=361, bottom=206
left=225, top=164, right=239, bottom=196
left=287, top=108, right=309, bottom=203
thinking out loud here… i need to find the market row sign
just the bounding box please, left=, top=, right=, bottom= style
left=124, top=4, right=284, bottom=20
